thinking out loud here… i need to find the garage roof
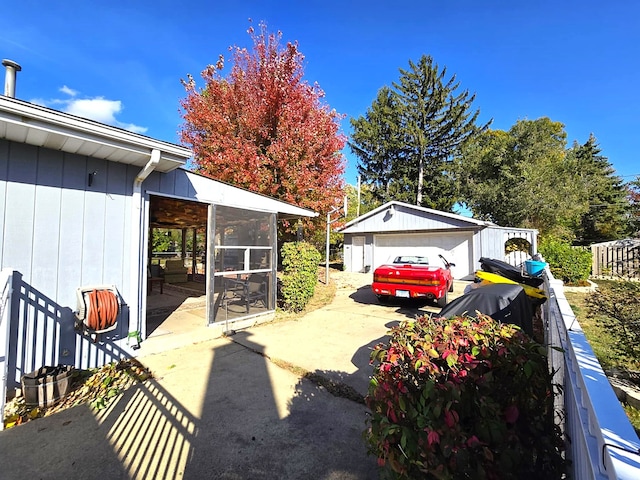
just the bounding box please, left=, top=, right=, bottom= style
left=340, top=201, right=494, bottom=234
left=0, top=95, right=191, bottom=173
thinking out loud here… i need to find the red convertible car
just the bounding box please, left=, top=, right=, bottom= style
left=372, top=254, right=455, bottom=307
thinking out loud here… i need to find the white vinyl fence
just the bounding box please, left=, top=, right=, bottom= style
left=543, top=269, right=640, bottom=478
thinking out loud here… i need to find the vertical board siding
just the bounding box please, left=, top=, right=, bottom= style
left=3, top=142, right=37, bottom=277
left=174, top=169, right=191, bottom=196
left=103, top=161, right=128, bottom=287
left=159, top=169, right=177, bottom=195
left=0, top=140, right=8, bottom=253
left=478, top=229, right=503, bottom=260
left=144, top=169, right=162, bottom=194
left=32, top=149, right=64, bottom=298
left=58, top=152, right=88, bottom=306
left=1, top=140, right=135, bottom=387
left=81, top=159, right=108, bottom=284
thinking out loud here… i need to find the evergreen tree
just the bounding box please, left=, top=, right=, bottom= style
left=569, top=135, right=630, bottom=243
left=350, top=55, right=489, bottom=211
left=349, top=87, right=405, bottom=204
left=628, top=177, right=640, bottom=237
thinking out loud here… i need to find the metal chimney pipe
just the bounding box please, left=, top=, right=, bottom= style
left=2, top=59, right=22, bottom=98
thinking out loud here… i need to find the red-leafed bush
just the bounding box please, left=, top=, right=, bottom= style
left=364, top=314, right=565, bottom=479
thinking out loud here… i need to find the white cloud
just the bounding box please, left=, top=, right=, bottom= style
left=65, top=97, right=122, bottom=124
left=116, top=122, right=148, bottom=135
left=32, top=88, right=148, bottom=134
left=59, top=85, right=78, bottom=97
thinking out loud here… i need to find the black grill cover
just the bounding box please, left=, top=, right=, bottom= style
left=479, top=257, right=544, bottom=287
left=437, top=283, right=534, bottom=337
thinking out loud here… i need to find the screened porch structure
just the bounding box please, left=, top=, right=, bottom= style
left=144, top=170, right=317, bottom=334
left=207, top=205, right=276, bottom=324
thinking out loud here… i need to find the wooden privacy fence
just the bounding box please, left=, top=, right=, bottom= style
left=591, top=243, right=640, bottom=279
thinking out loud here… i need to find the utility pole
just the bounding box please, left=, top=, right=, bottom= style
left=357, top=175, right=361, bottom=218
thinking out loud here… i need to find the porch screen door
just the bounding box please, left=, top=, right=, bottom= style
left=206, top=205, right=276, bottom=325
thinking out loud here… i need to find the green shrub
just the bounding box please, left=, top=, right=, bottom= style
left=586, top=280, right=640, bottom=365
left=279, top=242, right=321, bottom=312
left=365, top=314, right=565, bottom=479
left=539, top=236, right=591, bottom=284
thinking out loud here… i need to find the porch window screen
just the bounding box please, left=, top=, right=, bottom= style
left=208, top=205, right=276, bottom=324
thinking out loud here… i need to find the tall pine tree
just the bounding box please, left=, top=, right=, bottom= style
left=569, top=135, right=630, bottom=243
left=628, top=177, right=640, bottom=237
left=349, top=87, right=405, bottom=203
left=350, top=55, right=489, bottom=210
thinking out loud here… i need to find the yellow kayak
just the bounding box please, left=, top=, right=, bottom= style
left=475, top=270, right=547, bottom=301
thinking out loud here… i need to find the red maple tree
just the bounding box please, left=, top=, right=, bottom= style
left=180, top=22, right=346, bottom=237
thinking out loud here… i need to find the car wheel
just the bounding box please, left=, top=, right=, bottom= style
left=436, top=291, right=448, bottom=308
left=449, top=281, right=454, bottom=293
left=376, top=295, right=390, bottom=303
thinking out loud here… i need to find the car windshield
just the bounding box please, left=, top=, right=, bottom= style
left=392, top=255, right=429, bottom=265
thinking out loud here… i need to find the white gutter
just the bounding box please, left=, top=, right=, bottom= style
left=129, top=149, right=161, bottom=343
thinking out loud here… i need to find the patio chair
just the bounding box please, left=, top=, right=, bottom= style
left=164, top=259, right=188, bottom=283
left=147, top=264, right=165, bottom=294
left=242, top=274, right=268, bottom=313
left=223, top=274, right=268, bottom=313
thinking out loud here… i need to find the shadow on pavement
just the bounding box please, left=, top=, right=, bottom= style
left=0, top=374, right=198, bottom=479
left=182, top=331, right=378, bottom=479
left=350, top=321, right=399, bottom=376
left=5, top=272, right=445, bottom=479
left=349, top=284, right=440, bottom=320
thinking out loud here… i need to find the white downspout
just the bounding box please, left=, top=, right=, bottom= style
left=129, top=149, right=161, bottom=345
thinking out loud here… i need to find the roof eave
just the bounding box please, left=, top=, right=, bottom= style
left=180, top=169, right=318, bottom=219
left=339, top=200, right=490, bottom=231
left=0, top=95, right=191, bottom=172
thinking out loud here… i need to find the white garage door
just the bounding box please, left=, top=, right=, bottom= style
left=373, top=232, right=472, bottom=279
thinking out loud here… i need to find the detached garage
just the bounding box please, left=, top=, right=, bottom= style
left=340, top=201, right=538, bottom=279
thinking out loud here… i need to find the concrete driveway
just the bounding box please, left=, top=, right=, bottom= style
left=0, top=272, right=467, bottom=480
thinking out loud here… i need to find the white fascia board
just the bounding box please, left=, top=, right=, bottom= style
left=0, top=96, right=191, bottom=171
left=182, top=170, right=318, bottom=218
left=340, top=200, right=492, bottom=232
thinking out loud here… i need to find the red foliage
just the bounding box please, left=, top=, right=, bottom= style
left=180, top=22, right=346, bottom=235
left=365, top=315, right=566, bottom=479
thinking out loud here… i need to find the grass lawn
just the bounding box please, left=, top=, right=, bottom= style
left=564, top=281, right=640, bottom=434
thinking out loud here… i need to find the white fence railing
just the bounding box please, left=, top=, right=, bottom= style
left=0, top=269, right=14, bottom=432
left=544, top=272, right=640, bottom=478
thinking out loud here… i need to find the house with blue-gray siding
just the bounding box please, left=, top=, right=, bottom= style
left=0, top=78, right=315, bottom=397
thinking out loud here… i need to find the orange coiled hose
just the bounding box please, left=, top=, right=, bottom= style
left=86, top=289, right=119, bottom=331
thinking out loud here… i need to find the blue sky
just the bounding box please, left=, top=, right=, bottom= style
left=2, top=1, right=639, bottom=186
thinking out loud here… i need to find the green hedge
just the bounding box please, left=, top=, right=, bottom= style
left=539, top=236, right=591, bottom=284
left=279, top=242, right=321, bottom=312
